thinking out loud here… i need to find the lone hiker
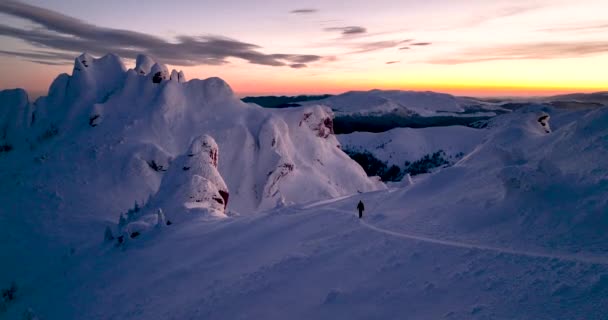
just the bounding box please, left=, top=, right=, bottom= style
left=357, top=200, right=365, bottom=219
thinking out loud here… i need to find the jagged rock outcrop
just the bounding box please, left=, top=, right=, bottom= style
left=537, top=113, right=551, bottom=133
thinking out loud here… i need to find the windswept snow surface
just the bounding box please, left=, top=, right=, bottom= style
left=1, top=53, right=608, bottom=319
left=4, top=184, right=608, bottom=319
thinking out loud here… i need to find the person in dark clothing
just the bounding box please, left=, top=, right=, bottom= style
left=357, top=200, right=365, bottom=219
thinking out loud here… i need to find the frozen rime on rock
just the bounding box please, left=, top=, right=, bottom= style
left=134, top=54, right=155, bottom=75
left=114, top=136, right=229, bottom=240
left=148, top=134, right=229, bottom=220
left=170, top=70, right=187, bottom=83
left=299, top=108, right=335, bottom=138
left=150, top=63, right=169, bottom=84
left=121, top=136, right=229, bottom=239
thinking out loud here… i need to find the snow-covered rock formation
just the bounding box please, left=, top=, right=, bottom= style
left=0, top=53, right=384, bottom=221
left=149, top=134, right=229, bottom=219
left=111, top=135, right=230, bottom=241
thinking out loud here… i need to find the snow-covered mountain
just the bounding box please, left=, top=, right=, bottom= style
left=338, top=126, right=486, bottom=167
left=0, top=53, right=383, bottom=219
left=542, top=91, right=608, bottom=109
left=302, top=89, right=506, bottom=117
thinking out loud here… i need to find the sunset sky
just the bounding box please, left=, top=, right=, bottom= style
left=0, top=0, right=606, bottom=97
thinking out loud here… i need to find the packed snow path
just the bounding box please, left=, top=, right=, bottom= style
left=317, top=207, right=608, bottom=266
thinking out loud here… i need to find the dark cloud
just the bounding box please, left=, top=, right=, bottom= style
left=411, top=42, right=432, bottom=46
left=289, top=63, right=307, bottom=69
left=399, top=46, right=410, bottom=50
left=290, top=8, right=318, bottom=14
left=324, top=26, right=367, bottom=36
left=385, top=61, right=400, bottom=64
left=0, top=0, right=322, bottom=68
left=425, top=41, right=608, bottom=64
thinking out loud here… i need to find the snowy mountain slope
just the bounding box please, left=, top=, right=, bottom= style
left=2, top=102, right=607, bottom=319
left=370, top=106, right=608, bottom=252
left=301, top=89, right=507, bottom=117
left=337, top=126, right=486, bottom=167
left=545, top=91, right=608, bottom=106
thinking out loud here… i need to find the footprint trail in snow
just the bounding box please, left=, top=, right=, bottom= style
left=323, top=208, right=608, bottom=266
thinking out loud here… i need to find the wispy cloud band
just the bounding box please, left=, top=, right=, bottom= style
left=0, top=0, right=323, bottom=68
left=426, top=41, right=608, bottom=64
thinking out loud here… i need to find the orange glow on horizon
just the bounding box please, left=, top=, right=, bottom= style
left=229, top=80, right=606, bottom=98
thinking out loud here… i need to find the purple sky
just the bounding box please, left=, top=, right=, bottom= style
left=0, top=0, right=607, bottom=96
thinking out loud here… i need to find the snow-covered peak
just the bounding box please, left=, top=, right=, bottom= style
left=170, top=70, right=187, bottom=83
left=133, top=55, right=171, bottom=84
left=73, top=52, right=125, bottom=74
left=150, top=62, right=169, bottom=83
left=75, top=52, right=94, bottom=69
left=134, top=54, right=156, bottom=75
left=68, top=52, right=127, bottom=102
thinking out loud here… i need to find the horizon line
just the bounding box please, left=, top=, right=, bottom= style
left=13, top=86, right=606, bottom=101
